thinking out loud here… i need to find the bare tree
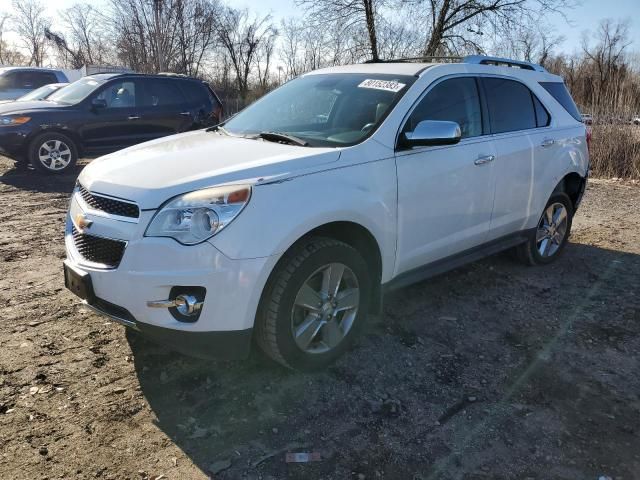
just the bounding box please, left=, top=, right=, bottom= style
left=295, top=0, right=383, bottom=61
left=0, top=13, right=27, bottom=65
left=174, top=0, right=220, bottom=76
left=110, top=0, right=180, bottom=73
left=416, top=0, right=573, bottom=56
left=11, top=0, right=50, bottom=66
left=491, top=22, right=564, bottom=67
left=581, top=19, right=633, bottom=113
left=59, top=3, right=114, bottom=68
left=216, top=8, right=277, bottom=100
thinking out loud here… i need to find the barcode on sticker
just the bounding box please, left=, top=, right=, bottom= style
left=285, top=452, right=322, bottom=463
left=358, top=79, right=406, bottom=92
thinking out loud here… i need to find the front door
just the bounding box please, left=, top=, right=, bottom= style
left=80, top=79, right=144, bottom=153
left=394, top=76, right=497, bottom=275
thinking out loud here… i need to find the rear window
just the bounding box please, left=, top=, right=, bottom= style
left=540, top=82, right=582, bottom=122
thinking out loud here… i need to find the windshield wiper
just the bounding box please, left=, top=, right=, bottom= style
left=257, top=131, right=309, bottom=147
left=206, top=124, right=230, bottom=135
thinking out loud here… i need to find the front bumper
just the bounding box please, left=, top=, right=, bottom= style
left=64, top=192, right=278, bottom=359
left=0, top=125, right=30, bottom=158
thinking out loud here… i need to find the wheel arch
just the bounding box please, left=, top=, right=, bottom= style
left=552, top=171, right=586, bottom=210
left=263, top=221, right=384, bottom=315
left=27, top=127, right=84, bottom=157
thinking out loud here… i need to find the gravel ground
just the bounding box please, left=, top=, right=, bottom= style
left=0, top=157, right=639, bottom=480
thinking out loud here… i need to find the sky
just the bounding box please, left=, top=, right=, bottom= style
left=3, top=0, right=639, bottom=56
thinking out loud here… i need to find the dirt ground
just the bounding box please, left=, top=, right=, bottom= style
left=0, top=156, right=639, bottom=480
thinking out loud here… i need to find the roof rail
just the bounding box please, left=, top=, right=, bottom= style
left=363, top=56, right=463, bottom=64
left=463, top=55, right=547, bottom=72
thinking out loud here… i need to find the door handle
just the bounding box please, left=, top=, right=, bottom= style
left=474, top=155, right=495, bottom=166
left=127, top=115, right=140, bottom=120
left=541, top=138, right=555, bottom=148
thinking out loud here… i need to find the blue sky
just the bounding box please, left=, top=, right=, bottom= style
left=26, top=0, right=639, bottom=55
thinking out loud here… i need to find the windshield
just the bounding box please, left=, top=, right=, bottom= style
left=19, top=84, right=61, bottom=101
left=224, top=73, right=416, bottom=147
left=48, top=77, right=103, bottom=105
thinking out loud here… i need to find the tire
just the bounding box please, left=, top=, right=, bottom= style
left=516, top=192, right=574, bottom=266
left=255, top=237, right=372, bottom=371
left=28, top=132, right=78, bottom=175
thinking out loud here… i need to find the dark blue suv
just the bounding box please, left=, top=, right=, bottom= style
left=0, top=73, right=223, bottom=174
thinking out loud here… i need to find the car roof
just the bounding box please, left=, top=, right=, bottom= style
left=88, top=72, right=204, bottom=83
left=303, top=56, right=563, bottom=82
left=0, top=66, right=63, bottom=74
left=305, top=63, right=433, bottom=77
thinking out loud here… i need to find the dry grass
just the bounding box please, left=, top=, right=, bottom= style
left=589, top=125, right=640, bottom=179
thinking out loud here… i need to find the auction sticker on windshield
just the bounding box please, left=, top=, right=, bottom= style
left=358, top=79, right=406, bottom=92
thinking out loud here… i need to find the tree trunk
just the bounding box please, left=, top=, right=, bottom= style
left=363, top=0, right=379, bottom=61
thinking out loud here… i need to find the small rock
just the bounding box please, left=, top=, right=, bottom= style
left=112, top=387, right=126, bottom=394
left=272, top=427, right=279, bottom=434
left=468, top=396, right=477, bottom=402
left=29, top=386, right=40, bottom=395
left=39, top=446, right=48, bottom=456
left=209, top=458, right=231, bottom=474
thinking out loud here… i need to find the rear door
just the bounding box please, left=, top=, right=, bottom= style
left=394, top=76, right=497, bottom=275
left=0, top=71, right=22, bottom=100
left=80, top=78, right=145, bottom=152
left=137, top=78, right=193, bottom=141
left=481, top=77, right=542, bottom=240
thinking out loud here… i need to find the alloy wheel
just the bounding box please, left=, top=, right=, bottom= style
left=290, top=262, right=360, bottom=354
left=38, top=139, right=72, bottom=171
left=536, top=202, right=568, bottom=257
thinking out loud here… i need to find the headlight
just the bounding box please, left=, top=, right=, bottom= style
left=0, top=116, right=31, bottom=126
left=145, top=185, right=251, bottom=245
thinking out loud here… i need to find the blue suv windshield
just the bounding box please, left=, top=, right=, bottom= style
left=223, top=73, right=416, bottom=147
left=48, top=77, right=103, bottom=105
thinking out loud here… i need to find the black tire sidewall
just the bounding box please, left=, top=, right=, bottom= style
left=29, top=132, right=78, bottom=175
left=529, top=192, right=574, bottom=265
left=270, top=242, right=371, bottom=371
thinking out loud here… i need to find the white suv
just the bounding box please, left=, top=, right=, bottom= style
left=64, top=56, right=589, bottom=370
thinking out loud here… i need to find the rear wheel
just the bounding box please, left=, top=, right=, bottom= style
left=28, top=132, right=78, bottom=174
left=255, top=237, right=371, bottom=371
left=516, top=192, right=573, bottom=265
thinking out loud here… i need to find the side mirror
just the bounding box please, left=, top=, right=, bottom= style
left=401, top=120, right=462, bottom=148
left=91, top=98, right=107, bottom=110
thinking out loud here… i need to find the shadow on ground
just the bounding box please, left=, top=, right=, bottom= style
left=0, top=160, right=86, bottom=194
left=129, top=243, right=640, bottom=479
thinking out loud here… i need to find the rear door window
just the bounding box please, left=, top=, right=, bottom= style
left=539, top=81, right=582, bottom=122
left=16, top=71, right=58, bottom=89
left=143, top=79, right=187, bottom=107
left=483, top=78, right=536, bottom=134
left=405, top=77, right=483, bottom=139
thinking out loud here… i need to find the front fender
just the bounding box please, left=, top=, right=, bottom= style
left=209, top=158, right=398, bottom=282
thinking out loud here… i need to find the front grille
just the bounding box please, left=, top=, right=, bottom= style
left=78, top=184, right=139, bottom=219
left=72, top=226, right=126, bottom=268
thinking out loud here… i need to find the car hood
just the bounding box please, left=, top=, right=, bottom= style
left=0, top=100, right=65, bottom=114
left=79, top=130, right=341, bottom=209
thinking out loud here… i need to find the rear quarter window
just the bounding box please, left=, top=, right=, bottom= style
left=180, top=81, right=218, bottom=108
left=540, top=82, right=582, bottom=122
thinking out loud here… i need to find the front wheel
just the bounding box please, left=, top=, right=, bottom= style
left=516, top=192, right=574, bottom=265
left=28, top=132, right=78, bottom=174
left=255, top=237, right=371, bottom=371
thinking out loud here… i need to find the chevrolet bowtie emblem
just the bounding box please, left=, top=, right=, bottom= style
left=75, top=213, right=93, bottom=232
